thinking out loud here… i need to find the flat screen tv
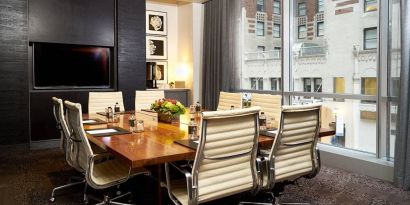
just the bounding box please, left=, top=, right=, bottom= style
left=33, top=43, right=113, bottom=89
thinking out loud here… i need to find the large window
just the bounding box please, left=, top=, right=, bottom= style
left=317, top=22, right=324, bottom=37
left=365, top=0, right=378, bottom=12
left=298, top=2, right=306, bottom=16
left=250, top=78, right=264, bottom=90
left=364, top=27, right=377, bottom=50
left=257, top=0, right=265, bottom=12
left=257, top=21, right=265, bottom=36
left=273, top=24, right=281, bottom=38
left=317, top=0, right=325, bottom=13
left=270, top=78, right=281, bottom=91
left=273, top=0, right=281, bottom=15
left=298, top=25, right=306, bottom=39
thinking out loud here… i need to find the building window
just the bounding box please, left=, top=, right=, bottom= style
left=298, top=2, right=306, bottom=16
left=273, top=0, right=281, bottom=15
left=298, top=25, right=307, bottom=39
left=303, top=78, right=322, bottom=93
left=257, top=0, right=265, bottom=12
left=365, top=0, right=378, bottom=12
left=317, top=22, right=324, bottom=37
left=257, top=46, right=265, bottom=51
left=257, top=46, right=265, bottom=59
left=364, top=27, right=377, bottom=50
left=273, top=24, right=281, bottom=38
left=274, top=47, right=281, bottom=58
left=361, top=77, right=377, bottom=103
left=334, top=77, right=345, bottom=94
left=270, top=78, right=281, bottom=91
left=251, top=78, right=264, bottom=90
left=257, top=21, right=265, bottom=36
left=317, top=0, right=325, bottom=13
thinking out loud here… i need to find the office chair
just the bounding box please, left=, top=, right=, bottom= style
left=49, top=97, right=86, bottom=202
left=241, top=104, right=322, bottom=205
left=217, top=91, right=243, bottom=111
left=251, top=93, right=282, bottom=128
left=88, top=92, right=125, bottom=114
left=65, top=101, right=149, bottom=204
left=135, top=90, right=165, bottom=110
left=164, top=106, right=262, bottom=205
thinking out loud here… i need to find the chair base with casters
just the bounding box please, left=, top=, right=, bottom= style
left=49, top=176, right=86, bottom=203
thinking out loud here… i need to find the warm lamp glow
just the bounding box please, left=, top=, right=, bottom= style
left=175, top=63, right=189, bottom=80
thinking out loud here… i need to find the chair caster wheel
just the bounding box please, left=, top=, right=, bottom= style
left=49, top=197, right=55, bottom=203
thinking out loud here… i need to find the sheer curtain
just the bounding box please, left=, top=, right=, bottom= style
left=394, top=0, right=410, bottom=191
left=201, top=0, right=241, bottom=110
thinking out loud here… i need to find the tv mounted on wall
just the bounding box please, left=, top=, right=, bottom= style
left=33, top=42, right=113, bottom=89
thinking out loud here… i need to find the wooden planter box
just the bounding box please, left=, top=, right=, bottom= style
left=158, top=112, right=180, bottom=124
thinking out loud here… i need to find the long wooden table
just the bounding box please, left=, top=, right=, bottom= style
left=84, top=112, right=336, bottom=168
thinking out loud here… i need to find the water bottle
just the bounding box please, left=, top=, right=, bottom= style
left=114, top=102, right=120, bottom=113
left=259, top=112, right=267, bottom=131
left=195, top=101, right=201, bottom=112
left=129, top=114, right=136, bottom=132
left=188, top=118, right=197, bottom=140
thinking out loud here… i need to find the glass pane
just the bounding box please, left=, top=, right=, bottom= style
left=388, top=0, right=401, bottom=160
left=298, top=3, right=306, bottom=16
left=365, top=0, right=378, bottom=12
left=292, top=97, right=377, bottom=154
left=292, top=0, right=378, bottom=95
left=257, top=0, right=265, bottom=12
left=334, top=77, right=345, bottom=93
left=240, top=1, right=282, bottom=91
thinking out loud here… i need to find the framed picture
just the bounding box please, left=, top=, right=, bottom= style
left=146, top=10, right=167, bottom=35
left=146, top=36, right=168, bottom=60
left=148, top=61, right=168, bottom=85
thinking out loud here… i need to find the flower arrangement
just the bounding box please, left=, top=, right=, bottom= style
left=150, top=98, right=186, bottom=116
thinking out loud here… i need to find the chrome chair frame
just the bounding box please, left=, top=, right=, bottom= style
left=241, top=105, right=322, bottom=205
left=49, top=97, right=86, bottom=203
left=165, top=108, right=262, bottom=205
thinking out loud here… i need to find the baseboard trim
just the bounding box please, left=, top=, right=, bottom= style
left=30, top=139, right=60, bottom=150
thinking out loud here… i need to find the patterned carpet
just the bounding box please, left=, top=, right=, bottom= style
left=0, top=147, right=409, bottom=205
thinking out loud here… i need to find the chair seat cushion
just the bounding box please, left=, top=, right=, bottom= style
left=91, top=159, right=147, bottom=187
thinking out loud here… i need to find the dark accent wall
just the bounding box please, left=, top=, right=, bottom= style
left=29, top=0, right=115, bottom=46
left=0, top=0, right=29, bottom=145
left=118, top=0, right=147, bottom=109
left=0, top=0, right=146, bottom=145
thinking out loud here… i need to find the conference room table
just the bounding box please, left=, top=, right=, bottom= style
left=83, top=111, right=335, bottom=204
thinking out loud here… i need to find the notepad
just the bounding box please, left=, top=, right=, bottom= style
left=86, top=129, right=117, bottom=135
left=83, top=120, right=96, bottom=124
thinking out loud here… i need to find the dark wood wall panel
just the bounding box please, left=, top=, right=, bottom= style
left=30, top=92, right=89, bottom=141
left=0, top=0, right=29, bottom=145
left=117, top=0, right=146, bottom=110
left=29, top=0, right=115, bottom=46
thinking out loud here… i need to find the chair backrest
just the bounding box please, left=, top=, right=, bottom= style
left=88, top=92, right=125, bottom=114
left=217, top=91, right=242, bottom=111
left=191, top=107, right=260, bottom=204
left=267, top=104, right=321, bottom=188
left=135, top=90, right=165, bottom=111
left=52, top=97, right=78, bottom=169
left=251, top=93, right=282, bottom=128
left=64, top=101, right=94, bottom=173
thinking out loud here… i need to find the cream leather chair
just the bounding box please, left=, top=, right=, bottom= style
left=217, top=91, right=243, bottom=111
left=64, top=101, right=149, bottom=204
left=50, top=97, right=86, bottom=202
left=88, top=92, right=125, bottom=114
left=165, top=107, right=262, bottom=205
left=135, top=90, right=165, bottom=111
left=251, top=93, right=282, bottom=128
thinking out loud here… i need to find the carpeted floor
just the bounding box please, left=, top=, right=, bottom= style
left=0, top=147, right=409, bottom=205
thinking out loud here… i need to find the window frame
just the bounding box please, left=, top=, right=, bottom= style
left=364, top=27, right=377, bottom=50
left=273, top=23, right=281, bottom=38
left=298, top=2, right=306, bottom=16
left=298, top=25, right=307, bottom=39
left=257, top=21, right=265, bottom=36
left=273, top=0, right=281, bottom=15
left=317, top=0, right=325, bottom=13
left=257, top=0, right=265, bottom=12
left=317, top=21, right=324, bottom=37
left=364, top=0, right=378, bottom=13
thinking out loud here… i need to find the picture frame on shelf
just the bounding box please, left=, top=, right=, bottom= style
left=148, top=61, right=168, bottom=85
left=146, top=36, right=168, bottom=60
left=146, top=10, right=167, bottom=36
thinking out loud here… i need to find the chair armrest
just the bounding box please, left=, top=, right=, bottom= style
left=165, top=162, right=196, bottom=205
